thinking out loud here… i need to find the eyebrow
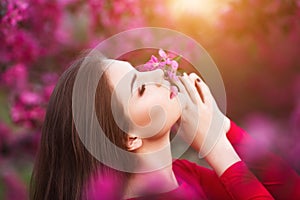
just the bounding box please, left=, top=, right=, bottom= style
left=130, top=73, right=137, bottom=93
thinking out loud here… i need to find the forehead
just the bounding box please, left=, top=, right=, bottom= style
left=104, top=60, right=135, bottom=88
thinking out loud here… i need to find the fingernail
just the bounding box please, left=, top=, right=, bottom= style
left=183, top=72, right=188, bottom=77
left=196, top=78, right=201, bottom=82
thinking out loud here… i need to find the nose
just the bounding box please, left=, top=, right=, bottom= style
left=138, top=69, right=165, bottom=85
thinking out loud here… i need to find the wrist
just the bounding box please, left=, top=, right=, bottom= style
left=204, top=134, right=241, bottom=176
left=196, top=117, right=230, bottom=158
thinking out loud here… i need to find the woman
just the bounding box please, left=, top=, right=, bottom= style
left=30, top=51, right=299, bottom=199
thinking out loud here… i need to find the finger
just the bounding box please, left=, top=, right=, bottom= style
left=190, top=75, right=212, bottom=105
left=175, top=78, right=188, bottom=96
left=188, top=73, right=205, bottom=103
left=179, top=73, right=202, bottom=104
left=195, top=79, right=211, bottom=104
left=179, top=74, right=197, bottom=103
left=188, top=73, right=201, bottom=81
left=173, top=77, right=188, bottom=102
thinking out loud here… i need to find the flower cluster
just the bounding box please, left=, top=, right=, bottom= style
left=140, top=49, right=181, bottom=99
left=0, top=0, right=149, bottom=196
left=0, top=0, right=300, bottom=197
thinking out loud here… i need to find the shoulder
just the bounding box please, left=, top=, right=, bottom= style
left=172, top=159, right=225, bottom=199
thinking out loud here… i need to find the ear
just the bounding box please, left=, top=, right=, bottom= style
left=126, top=135, right=142, bottom=151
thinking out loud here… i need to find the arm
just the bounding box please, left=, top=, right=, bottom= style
left=204, top=131, right=274, bottom=199
left=174, top=159, right=274, bottom=200
left=227, top=120, right=300, bottom=199
left=178, top=73, right=274, bottom=199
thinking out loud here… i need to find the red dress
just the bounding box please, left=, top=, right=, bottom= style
left=88, top=121, right=300, bottom=199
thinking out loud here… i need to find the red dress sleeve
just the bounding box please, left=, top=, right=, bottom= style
left=220, top=161, right=274, bottom=199
left=227, top=120, right=300, bottom=200
left=174, top=159, right=274, bottom=199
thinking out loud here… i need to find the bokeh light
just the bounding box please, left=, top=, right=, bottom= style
left=168, top=0, right=234, bottom=22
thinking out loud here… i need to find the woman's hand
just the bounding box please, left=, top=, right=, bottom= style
left=176, top=73, right=240, bottom=176
left=175, top=73, right=213, bottom=154
left=176, top=73, right=230, bottom=156
left=187, top=73, right=231, bottom=136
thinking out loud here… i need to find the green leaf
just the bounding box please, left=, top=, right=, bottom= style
left=173, top=55, right=182, bottom=62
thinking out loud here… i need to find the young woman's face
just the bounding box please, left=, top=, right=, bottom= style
left=105, top=60, right=181, bottom=139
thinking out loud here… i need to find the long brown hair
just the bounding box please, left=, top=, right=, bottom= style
left=30, top=53, right=129, bottom=199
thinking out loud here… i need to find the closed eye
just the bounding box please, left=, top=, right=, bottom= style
left=138, top=84, right=146, bottom=96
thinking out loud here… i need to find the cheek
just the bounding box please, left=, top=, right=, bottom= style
left=128, top=101, right=151, bottom=127
left=128, top=91, right=160, bottom=127
left=128, top=86, right=181, bottom=128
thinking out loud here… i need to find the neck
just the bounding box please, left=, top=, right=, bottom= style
left=124, top=134, right=178, bottom=199
left=124, top=164, right=178, bottom=199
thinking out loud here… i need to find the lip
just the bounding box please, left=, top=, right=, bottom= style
left=170, top=91, right=175, bottom=99
left=163, top=80, right=179, bottom=100
left=170, top=85, right=179, bottom=99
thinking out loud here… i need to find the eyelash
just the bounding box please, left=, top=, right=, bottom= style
left=138, top=84, right=146, bottom=96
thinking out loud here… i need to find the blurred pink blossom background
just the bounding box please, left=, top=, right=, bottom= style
left=0, top=0, right=300, bottom=199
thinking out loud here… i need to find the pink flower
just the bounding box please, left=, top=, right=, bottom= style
left=158, top=49, right=178, bottom=70
left=159, top=49, right=168, bottom=59
left=170, top=60, right=178, bottom=70
left=1, top=0, right=28, bottom=27
left=1, top=30, right=40, bottom=63
left=150, top=55, right=159, bottom=63
left=167, top=70, right=179, bottom=81
left=140, top=49, right=182, bottom=98
left=142, top=55, right=162, bottom=71
left=19, top=91, right=41, bottom=106
left=141, top=49, right=181, bottom=77
left=10, top=92, right=45, bottom=127
left=10, top=103, right=26, bottom=124
left=1, top=63, right=28, bottom=90
left=28, top=106, right=46, bottom=122
left=1, top=171, right=27, bottom=200
left=142, top=63, right=155, bottom=71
